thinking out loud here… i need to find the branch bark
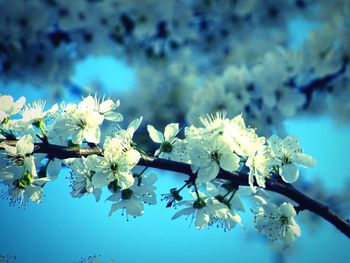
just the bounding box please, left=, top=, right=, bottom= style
left=1, top=140, right=349, bottom=238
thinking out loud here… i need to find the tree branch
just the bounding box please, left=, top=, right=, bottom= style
left=1, top=140, right=349, bottom=238
left=300, top=58, right=348, bottom=108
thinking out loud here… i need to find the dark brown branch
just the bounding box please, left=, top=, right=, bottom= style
left=1, top=140, right=349, bottom=238
left=300, top=58, right=348, bottom=108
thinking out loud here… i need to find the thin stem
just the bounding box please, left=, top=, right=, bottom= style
left=227, top=188, right=238, bottom=203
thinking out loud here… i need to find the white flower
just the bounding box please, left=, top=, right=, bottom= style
left=17, top=99, right=58, bottom=129
left=253, top=201, right=301, bottom=245
left=114, top=117, right=143, bottom=145
left=2, top=134, right=37, bottom=177
left=0, top=170, right=49, bottom=207
left=67, top=158, right=101, bottom=201
left=224, top=114, right=266, bottom=157
left=86, top=137, right=140, bottom=190
left=0, top=95, right=25, bottom=123
left=199, top=112, right=230, bottom=135
left=107, top=173, right=157, bottom=218
left=172, top=191, right=241, bottom=230
left=189, top=135, right=240, bottom=184
left=79, top=95, right=123, bottom=122
left=147, top=123, right=181, bottom=158
left=268, top=135, right=316, bottom=183
left=206, top=181, right=245, bottom=212
left=63, top=104, right=104, bottom=145
left=172, top=197, right=216, bottom=229
left=246, top=149, right=272, bottom=191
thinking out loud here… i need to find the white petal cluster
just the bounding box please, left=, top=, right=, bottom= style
left=268, top=135, right=316, bottom=183
left=67, top=157, right=101, bottom=201
left=172, top=191, right=241, bottom=230
left=53, top=95, right=122, bottom=145
left=2, top=134, right=36, bottom=177
left=107, top=173, right=157, bottom=218
left=252, top=198, right=301, bottom=245
left=0, top=95, right=25, bottom=123
left=87, top=132, right=141, bottom=190
left=17, top=99, right=58, bottom=130
left=0, top=134, right=51, bottom=207
left=148, top=112, right=276, bottom=190
left=0, top=94, right=318, bottom=243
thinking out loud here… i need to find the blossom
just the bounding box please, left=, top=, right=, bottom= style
left=0, top=170, right=49, bottom=207
left=61, top=103, right=104, bottom=145
left=1, top=134, right=37, bottom=177
left=67, top=158, right=101, bottom=201
left=113, top=117, right=143, bottom=145
left=17, top=99, right=58, bottom=130
left=78, top=95, right=123, bottom=122
left=172, top=191, right=241, bottom=230
left=0, top=95, right=25, bottom=123
left=86, top=135, right=140, bottom=190
left=206, top=181, right=245, bottom=212
left=107, top=173, right=157, bottom=218
left=224, top=114, right=266, bottom=157
left=147, top=122, right=182, bottom=159
left=52, top=95, right=123, bottom=145
left=253, top=200, right=301, bottom=245
left=188, top=134, right=240, bottom=184
left=246, top=149, right=272, bottom=190
left=268, top=135, right=316, bottom=183
left=171, top=196, right=217, bottom=229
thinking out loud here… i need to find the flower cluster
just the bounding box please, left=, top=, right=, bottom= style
left=0, top=94, right=318, bottom=246
left=252, top=196, right=301, bottom=245
left=147, top=111, right=313, bottom=243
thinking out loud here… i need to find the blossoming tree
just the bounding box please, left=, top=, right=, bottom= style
left=0, top=0, right=350, bottom=262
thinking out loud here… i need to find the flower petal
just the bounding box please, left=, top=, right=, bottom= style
left=17, top=134, right=34, bottom=155
left=195, top=209, right=210, bottom=228
left=293, top=153, right=316, bottom=167
left=100, top=99, right=117, bottom=113
left=147, top=125, right=164, bottom=143
left=118, top=172, right=135, bottom=189
left=164, top=123, right=179, bottom=141
left=172, top=207, right=194, bottom=220
left=220, top=152, right=240, bottom=172
left=126, top=198, right=144, bottom=217
left=92, top=172, right=111, bottom=188
left=24, top=156, right=37, bottom=178
left=108, top=201, right=125, bottom=216
left=197, top=163, right=219, bottom=183
left=103, top=111, right=123, bottom=122
left=280, top=163, right=299, bottom=183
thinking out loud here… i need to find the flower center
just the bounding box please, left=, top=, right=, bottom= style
left=121, top=189, right=133, bottom=200
left=193, top=198, right=206, bottom=209
left=160, top=141, right=173, bottom=153
left=11, top=154, right=25, bottom=166
left=281, top=155, right=292, bottom=164
left=280, top=215, right=289, bottom=225
left=210, top=150, right=222, bottom=162
left=110, top=163, right=118, bottom=172
left=77, top=118, right=87, bottom=129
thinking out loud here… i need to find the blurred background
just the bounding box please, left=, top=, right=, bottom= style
left=0, top=0, right=349, bottom=262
